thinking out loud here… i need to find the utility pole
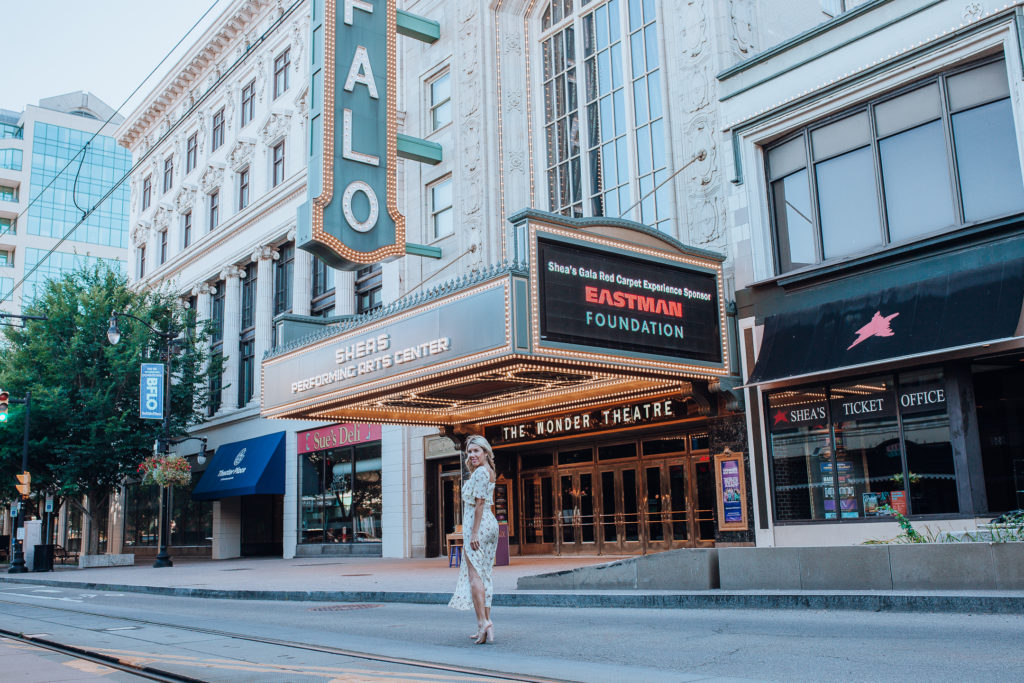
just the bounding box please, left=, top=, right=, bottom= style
left=8, top=391, right=31, bottom=574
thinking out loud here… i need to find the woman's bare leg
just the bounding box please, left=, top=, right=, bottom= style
left=465, top=556, right=487, bottom=632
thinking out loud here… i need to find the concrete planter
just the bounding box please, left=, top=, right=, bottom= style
left=79, top=554, right=135, bottom=568
left=720, top=542, right=1024, bottom=591
left=517, top=548, right=719, bottom=590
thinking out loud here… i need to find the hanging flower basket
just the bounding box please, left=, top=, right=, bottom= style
left=138, top=454, right=192, bottom=487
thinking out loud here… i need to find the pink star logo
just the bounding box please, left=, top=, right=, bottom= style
left=847, top=310, right=899, bottom=350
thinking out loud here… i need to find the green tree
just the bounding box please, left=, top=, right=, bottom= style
left=0, top=263, right=221, bottom=555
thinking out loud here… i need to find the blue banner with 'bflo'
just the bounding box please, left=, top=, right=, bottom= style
left=140, top=363, right=164, bottom=420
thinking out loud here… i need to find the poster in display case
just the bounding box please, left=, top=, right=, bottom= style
left=714, top=449, right=748, bottom=532
left=493, top=476, right=513, bottom=525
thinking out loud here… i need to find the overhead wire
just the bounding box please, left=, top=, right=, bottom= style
left=2, top=0, right=304, bottom=305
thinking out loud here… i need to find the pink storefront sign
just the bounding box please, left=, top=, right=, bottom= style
left=297, top=423, right=382, bottom=454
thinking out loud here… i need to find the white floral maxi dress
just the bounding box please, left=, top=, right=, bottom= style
left=448, top=467, right=499, bottom=610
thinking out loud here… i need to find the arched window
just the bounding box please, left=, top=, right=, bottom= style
left=538, top=0, right=671, bottom=231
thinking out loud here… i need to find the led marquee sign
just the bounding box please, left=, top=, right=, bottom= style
left=299, top=0, right=405, bottom=270
left=537, top=237, right=723, bottom=363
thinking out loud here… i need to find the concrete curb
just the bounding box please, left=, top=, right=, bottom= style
left=1, top=576, right=1021, bottom=614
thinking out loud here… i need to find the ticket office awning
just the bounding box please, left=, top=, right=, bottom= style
left=261, top=215, right=733, bottom=427
left=192, top=432, right=286, bottom=501
left=748, top=261, right=1024, bottom=386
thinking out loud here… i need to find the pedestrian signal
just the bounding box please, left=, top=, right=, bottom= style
left=0, top=390, right=8, bottom=422
left=14, top=471, right=30, bottom=497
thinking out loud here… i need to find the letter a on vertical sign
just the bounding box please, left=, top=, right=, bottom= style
left=140, top=363, right=164, bottom=420
left=299, top=0, right=405, bottom=270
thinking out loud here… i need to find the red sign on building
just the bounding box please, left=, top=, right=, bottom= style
left=296, top=423, right=381, bottom=454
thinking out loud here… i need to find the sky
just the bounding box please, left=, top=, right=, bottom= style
left=3, top=0, right=226, bottom=119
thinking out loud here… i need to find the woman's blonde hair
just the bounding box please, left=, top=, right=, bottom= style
left=464, top=434, right=496, bottom=475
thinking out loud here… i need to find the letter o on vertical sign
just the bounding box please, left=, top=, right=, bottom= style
left=342, top=180, right=379, bottom=233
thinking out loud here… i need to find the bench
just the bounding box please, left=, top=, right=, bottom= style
left=54, top=545, right=79, bottom=565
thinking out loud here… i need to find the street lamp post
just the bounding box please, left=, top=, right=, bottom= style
left=8, top=391, right=31, bottom=574
left=107, top=311, right=177, bottom=568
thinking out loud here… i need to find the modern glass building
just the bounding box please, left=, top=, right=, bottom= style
left=0, top=92, right=128, bottom=314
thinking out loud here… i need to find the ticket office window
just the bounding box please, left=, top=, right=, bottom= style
left=300, top=442, right=382, bottom=543
left=768, top=369, right=957, bottom=522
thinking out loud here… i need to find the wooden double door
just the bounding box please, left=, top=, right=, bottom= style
left=520, top=453, right=716, bottom=555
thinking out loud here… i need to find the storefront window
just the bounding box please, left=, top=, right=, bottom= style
left=768, top=386, right=832, bottom=521
left=300, top=442, right=382, bottom=544
left=170, top=477, right=213, bottom=546
left=123, top=482, right=160, bottom=547
left=899, top=369, right=958, bottom=515
left=831, top=376, right=902, bottom=519
left=768, top=369, right=957, bottom=522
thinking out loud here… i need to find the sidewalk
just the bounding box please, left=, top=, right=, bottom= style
left=2, top=554, right=1023, bottom=614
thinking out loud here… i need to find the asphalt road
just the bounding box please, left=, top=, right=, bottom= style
left=0, top=583, right=1019, bottom=682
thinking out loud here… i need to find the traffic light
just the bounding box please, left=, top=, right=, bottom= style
left=0, top=390, right=8, bottom=423
left=14, top=471, right=29, bottom=498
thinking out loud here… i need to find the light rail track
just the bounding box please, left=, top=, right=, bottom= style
left=0, top=595, right=571, bottom=683
left=0, top=628, right=203, bottom=682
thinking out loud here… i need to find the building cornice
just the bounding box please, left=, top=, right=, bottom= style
left=116, top=0, right=271, bottom=150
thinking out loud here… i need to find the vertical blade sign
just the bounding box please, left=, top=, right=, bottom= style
left=300, top=0, right=404, bottom=270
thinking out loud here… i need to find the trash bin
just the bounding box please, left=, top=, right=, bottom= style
left=32, top=544, right=54, bottom=572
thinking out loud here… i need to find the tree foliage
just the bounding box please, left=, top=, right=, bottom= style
left=0, top=264, right=220, bottom=508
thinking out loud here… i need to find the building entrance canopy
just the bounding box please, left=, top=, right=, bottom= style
left=262, top=211, right=732, bottom=427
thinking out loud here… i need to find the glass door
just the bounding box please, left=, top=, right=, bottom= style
left=557, top=470, right=596, bottom=553
left=597, top=465, right=643, bottom=554
left=520, top=473, right=556, bottom=553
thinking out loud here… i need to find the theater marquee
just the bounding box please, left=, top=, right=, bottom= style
left=263, top=211, right=732, bottom=427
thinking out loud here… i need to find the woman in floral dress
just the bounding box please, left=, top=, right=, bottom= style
left=448, top=434, right=499, bottom=644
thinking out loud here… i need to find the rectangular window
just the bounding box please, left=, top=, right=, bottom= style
left=163, top=156, right=174, bottom=193
left=186, top=133, right=198, bottom=173
left=768, top=369, right=957, bottom=522
left=429, top=177, right=453, bottom=239
left=209, top=280, right=225, bottom=416
left=355, top=265, right=382, bottom=314
left=240, top=263, right=256, bottom=332
left=238, top=168, right=250, bottom=210
left=142, top=176, right=152, bottom=210
left=300, top=442, right=383, bottom=544
left=0, top=185, right=17, bottom=202
left=241, top=80, right=256, bottom=127
left=311, top=256, right=335, bottom=317
left=0, top=217, right=15, bottom=236
left=274, top=48, right=291, bottom=99
left=209, top=190, right=219, bottom=230
left=182, top=211, right=192, bottom=248
left=238, top=338, right=255, bottom=406
left=0, top=149, right=23, bottom=171
left=137, top=244, right=146, bottom=279
left=272, top=141, right=285, bottom=187
left=159, top=230, right=167, bottom=265
left=766, top=57, right=1024, bottom=275
left=274, top=242, right=294, bottom=316
left=212, top=108, right=225, bottom=150
left=428, top=70, right=451, bottom=131
left=0, top=249, right=11, bottom=267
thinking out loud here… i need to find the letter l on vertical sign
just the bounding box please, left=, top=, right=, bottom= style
left=299, top=0, right=404, bottom=270
left=140, top=363, right=164, bottom=420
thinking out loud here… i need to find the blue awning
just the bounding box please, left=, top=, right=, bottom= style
left=191, top=432, right=286, bottom=501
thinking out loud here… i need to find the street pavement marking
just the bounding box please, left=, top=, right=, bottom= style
left=31, top=589, right=62, bottom=593
left=64, top=659, right=118, bottom=675
left=3, top=592, right=83, bottom=603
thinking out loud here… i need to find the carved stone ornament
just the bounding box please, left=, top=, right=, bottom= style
left=200, top=164, right=224, bottom=194
left=259, top=111, right=292, bottom=145
left=131, top=222, right=150, bottom=248
left=193, top=281, right=216, bottom=297
left=251, top=245, right=280, bottom=263
left=175, top=185, right=197, bottom=213
left=228, top=138, right=256, bottom=171
left=152, top=206, right=171, bottom=232
left=962, top=2, right=984, bottom=21
left=220, top=265, right=245, bottom=281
